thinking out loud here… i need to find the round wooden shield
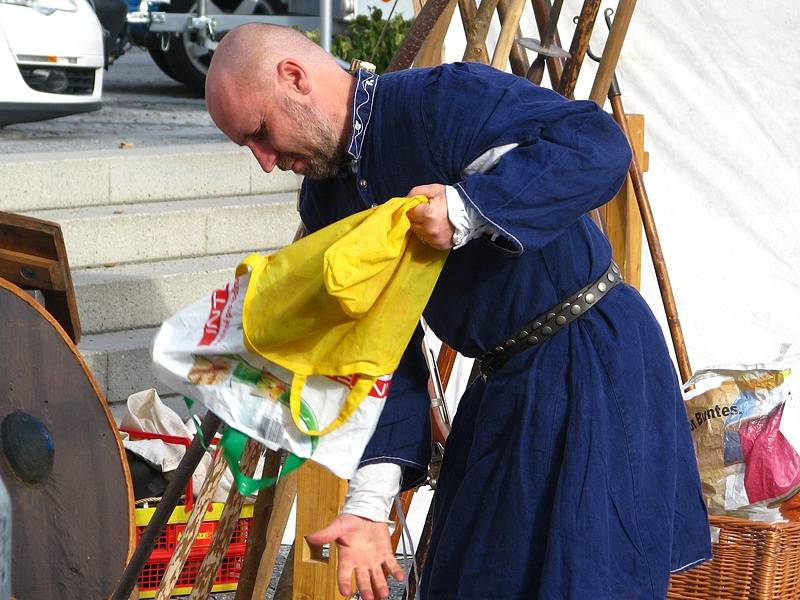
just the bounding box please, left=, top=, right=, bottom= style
left=0, top=278, right=134, bottom=599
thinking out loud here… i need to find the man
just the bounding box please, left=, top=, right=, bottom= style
left=206, top=24, right=712, bottom=600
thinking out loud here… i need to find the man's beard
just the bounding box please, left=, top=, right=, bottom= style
left=280, top=98, right=347, bottom=180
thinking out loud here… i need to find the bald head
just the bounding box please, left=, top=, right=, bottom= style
left=205, top=24, right=355, bottom=178
left=207, top=24, right=337, bottom=96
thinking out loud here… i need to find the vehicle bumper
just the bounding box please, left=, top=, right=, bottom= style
left=0, top=100, right=102, bottom=126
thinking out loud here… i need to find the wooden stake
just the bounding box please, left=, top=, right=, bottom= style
left=589, top=0, right=637, bottom=106
left=499, top=0, right=529, bottom=75
left=609, top=98, right=692, bottom=382
left=189, top=438, right=264, bottom=599
left=387, top=0, right=460, bottom=71
left=557, top=0, right=602, bottom=98
left=490, top=0, right=527, bottom=71
left=233, top=451, right=282, bottom=599
left=415, top=0, right=458, bottom=67
left=111, top=411, right=222, bottom=600
left=155, top=450, right=229, bottom=600
left=530, top=0, right=564, bottom=85
left=462, top=0, right=500, bottom=62
left=457, top=0, right=490, bottom=63
left=235, top=466, right=298, bottom=600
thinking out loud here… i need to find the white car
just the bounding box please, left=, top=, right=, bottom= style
left=0, top=0, right=104, bottom=126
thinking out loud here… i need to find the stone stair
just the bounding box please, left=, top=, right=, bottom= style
left=0, top=143, right=302, bottom=407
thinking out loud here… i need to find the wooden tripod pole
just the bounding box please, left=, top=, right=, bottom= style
left=189, top=438, right=264, bottom=599
left=490, top=0, right=527, bottom=71
left=235, top=460, right=297, bottom=600
left=387, top=0, right=456, bottom=72
left=557, top=0, right=602, bottom=98
left=530, top=0, right=564, bottom=84
left=589, top=0, right=637, bottom=105
left=155, top=449, right=229, bottom=599
left=112, top=411, right=222, bottom=600
left=609, top=94, right=692, bottom=382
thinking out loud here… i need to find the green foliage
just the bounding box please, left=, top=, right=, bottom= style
left=306, top=6, right=413, bottom=73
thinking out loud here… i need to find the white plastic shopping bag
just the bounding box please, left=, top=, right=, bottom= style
left=152, top=274, right=390, bottom=480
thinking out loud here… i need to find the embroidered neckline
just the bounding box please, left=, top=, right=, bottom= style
left=346, top=69, right=378, bottom=161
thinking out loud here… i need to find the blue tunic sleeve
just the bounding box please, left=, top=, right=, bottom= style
left=421, top=63, right=632, bottom=254
left=358, top=326, right=431, bottom=490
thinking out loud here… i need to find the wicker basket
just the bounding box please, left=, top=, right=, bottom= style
left=668, top=514, right=800, bottom=599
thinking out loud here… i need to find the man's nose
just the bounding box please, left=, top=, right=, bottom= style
left=248, top=141, right=279, bottom=172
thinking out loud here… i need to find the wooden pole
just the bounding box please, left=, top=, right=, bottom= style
left=609, top=97, right=692, bottom=382
left=499, top=0, right=530, bottom=76
left=235, top=468, right=298, bottom=600
left=189, top=438, right=264, bottom=599
left=462, top=0, right=500, bottom=62
left=387, top=0, right=459, bottom=72
left=490, top=0, right=527, bottom=71
left=415, top=0, right=458, bottom=67
left=525, top=0, right=565, bottom=85
left=111, top=411, right=222, bottom=600
left=389, top=489, right=417, bottom=551
left=155, top=449, right=229, bottom=600
left=556, top=0, right=602, bottom=98
left=601, top=113, right=645, bottom=289
left=589, top=0, right=637, bottom=106
left=233, top=450, right=282, bottom=599
left=530, top=0, right=564, bottom=85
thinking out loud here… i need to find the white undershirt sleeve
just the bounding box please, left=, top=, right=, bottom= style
left=445, top=185, right=496, bottom=249
left=341, top=462, right=402, bottom=523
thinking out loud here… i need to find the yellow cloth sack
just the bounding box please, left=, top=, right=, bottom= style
left=236, top=196, right=448, bottom=437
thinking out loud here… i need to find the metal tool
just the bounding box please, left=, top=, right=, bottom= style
left=518, top=0, right=569, bottom=85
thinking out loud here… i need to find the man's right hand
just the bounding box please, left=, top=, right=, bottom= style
left=306, top=513, right=405, bottom=600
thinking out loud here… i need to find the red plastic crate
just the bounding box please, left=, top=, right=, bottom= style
left=135, top=502, right=254, bottom=598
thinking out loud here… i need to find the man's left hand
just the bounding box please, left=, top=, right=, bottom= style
left=407, top=184, right=455, bottom=250
left=306, top=513, right=404, bottom=600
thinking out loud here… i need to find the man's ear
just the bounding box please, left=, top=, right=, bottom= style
left=276, top=59, right=311, bottom=95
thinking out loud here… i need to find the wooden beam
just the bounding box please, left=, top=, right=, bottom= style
left=601, top=113, right=646, bottom=289
left=293, top=462, right=348, bottom=600
left=415, top=0, right=458, bottom=67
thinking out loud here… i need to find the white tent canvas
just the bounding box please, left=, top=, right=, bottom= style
left=434, top=0, right=800, bottom=369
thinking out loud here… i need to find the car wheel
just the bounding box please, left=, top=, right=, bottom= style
left=163, top=0, right=286, bottom=96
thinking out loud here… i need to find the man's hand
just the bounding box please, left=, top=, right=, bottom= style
left=407, top=184, right=455, bottom=250
left=306, top=513, right=405, bottom=600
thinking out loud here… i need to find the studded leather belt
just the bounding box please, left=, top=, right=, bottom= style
left=478, top=261, right=623, bottom=376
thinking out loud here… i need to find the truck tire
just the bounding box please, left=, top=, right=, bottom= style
left=163, top=0, right=285, bottom=96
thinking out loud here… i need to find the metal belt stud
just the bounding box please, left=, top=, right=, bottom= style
left=478, top=261, right=622, bottom=375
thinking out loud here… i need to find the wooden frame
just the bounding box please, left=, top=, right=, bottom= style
left=0, top=211, right=81, bottom=343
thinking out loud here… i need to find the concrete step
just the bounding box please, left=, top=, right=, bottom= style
left=79, top=327, right=165, bottom=404
left=0, top=143, right=301, bottom=212
left=25, top=192, right=300, bottom=268
left=73, top=252, right=252, bottom=334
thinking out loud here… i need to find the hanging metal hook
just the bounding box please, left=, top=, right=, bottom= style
left=604, top=7, right=615, bottom=30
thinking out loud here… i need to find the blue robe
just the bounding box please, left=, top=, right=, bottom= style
left=299, top=63, right=711, bottom=599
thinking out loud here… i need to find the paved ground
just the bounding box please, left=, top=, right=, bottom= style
left=207, top=545, right=411, bottom=599
left=0, top=46, right=227, bottom=154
